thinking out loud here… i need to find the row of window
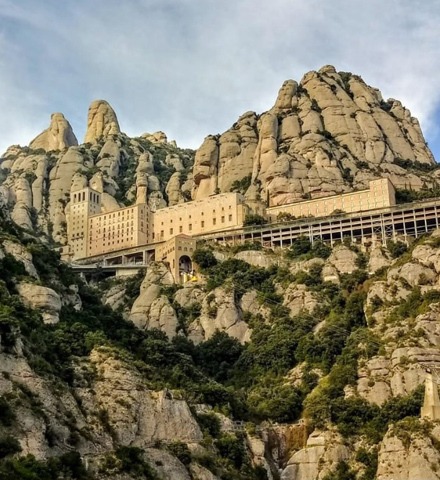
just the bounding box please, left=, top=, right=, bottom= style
left=72, top=191, right=101, bottom=204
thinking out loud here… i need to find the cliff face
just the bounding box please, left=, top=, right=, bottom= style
left=192, top=65, right=436, bottom=205
left=0, top=65, right=437, bottom=246
left=1, top=66, right=440, bottom=480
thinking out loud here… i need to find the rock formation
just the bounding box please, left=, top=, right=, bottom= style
left=29, top=113, right=78, bottom=151
left=84, top=100, right=120, bottom=144
left=192, top=65, right=436, bottom=205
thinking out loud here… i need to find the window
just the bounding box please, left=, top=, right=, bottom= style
left=170, top=228, right=173, bottom=235
left=213, top=218, right=216, bottom=225
left=189, top=224, right=192, bottom=231
left=221, top=216, right=225, bottom=223
left=201, top=221, right=205, bottom=228
left=179, top=226, right=183, bottom=233
left=229, top=214, right=232, bottom=221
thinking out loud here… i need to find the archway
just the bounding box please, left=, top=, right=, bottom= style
left=179, top=255, right=192, bottom=274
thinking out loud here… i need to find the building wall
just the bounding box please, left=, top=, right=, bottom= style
left=267, top=179, right=396, bottom=221
left=68, top=187, right=101, bottom=259
left=152, top=192, right=248, bottom=242
left=155, top=235, right=197, bottom=282
left=88, top=204, right=150, bottom=257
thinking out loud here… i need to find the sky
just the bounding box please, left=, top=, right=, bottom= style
left=1, top=0, right=440, bottom=160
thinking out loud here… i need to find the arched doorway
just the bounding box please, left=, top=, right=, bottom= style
left=179, top=255, right=193, bottom=283
left=179, top=255, right=192, bottom=274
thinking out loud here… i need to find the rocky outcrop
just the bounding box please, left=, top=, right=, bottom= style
left=130, top=263, right=178, bottom=337
left=234, top=250, right=277, bottom=268
left=327, top=245, right=359, bottom=274
left=281, top=430, right=351, bottom=480
left=188, top=287, right=251, bottom=344
left=2, top=240, right=38, bottom=278
left=377, top=422, right=440, bottom=480
left=283, top=284, right=320, bottom=316
left=84, top=100, right=120, bottom=144
left=192, top=65, right=435, bottom=205
left=87, top=349, right=203, bottom=446
left=29, top=113, right=78, bottom=151
left=16, top=282, right=62, bottom=324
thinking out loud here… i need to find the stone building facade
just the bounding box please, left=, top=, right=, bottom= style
left=67, top=178, right=396, bottom=262
left=267, top=179, right=396, bottom=221
left=67, top=190, right=256, bottom=260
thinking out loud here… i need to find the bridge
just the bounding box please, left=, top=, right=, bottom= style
left=70, top=197, right=440, bottom=271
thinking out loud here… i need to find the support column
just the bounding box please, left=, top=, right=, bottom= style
left=421, top=372, right=440, bottom=421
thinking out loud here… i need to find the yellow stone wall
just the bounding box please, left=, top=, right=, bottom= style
left=267, top=179, right=395, bottom=221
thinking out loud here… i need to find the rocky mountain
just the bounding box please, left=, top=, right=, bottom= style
left=192, top=65, right=437, bottom=205
left=3, top=201, right=440, bottom=479
left=2, top=66, right=440, bottom=480
left=0, top=65, right=438, bottom=246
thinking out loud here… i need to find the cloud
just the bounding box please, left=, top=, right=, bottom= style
left=0, top=0, right=439, bottom=158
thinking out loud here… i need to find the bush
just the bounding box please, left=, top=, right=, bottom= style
left=215, top=434, right=246, bottom=469
left=0, top=436, right=21, bottom=459
left=192, top=248, right=218, bottom=270
left=243, top=214, right=266, bottom=226
left=286, top=237, right=312, bottom=258
left=167, top=441, right=192, bottom=466
left=195, top=412, right=221, bottom=438
left=0, top=396, right=15, bottom=426
left=114, top=446, right=157, bottom=478
left=387, top=240, right=408, bottom=258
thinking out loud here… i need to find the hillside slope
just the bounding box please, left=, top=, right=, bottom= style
left=2, top=202, right=440, bottom=478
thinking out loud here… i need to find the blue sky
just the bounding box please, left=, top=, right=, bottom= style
left=1, top=0, right=440, bottom=160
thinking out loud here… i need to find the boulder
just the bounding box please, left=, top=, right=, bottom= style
left=16, top=282, right=61, bottom=324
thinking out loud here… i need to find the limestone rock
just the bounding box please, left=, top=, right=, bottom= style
left=188, top=287, right=251, bottom=344
left=327, top=245, right=358, bottom=274
left=29, top=113, right=78, bottom=151
left=368, top=246, right=391, bottom=274
left=16, top=282, right=61, bottom=324
left=130, top=263, right=177, bottom=337
left=2, top=240, right=38, bottom=278
left=281, top=430, right=350, bottom=480
left=388, top=262, right=436, bottom=287
left=234, top=250, right=277, bottom=268
left=283, top=284, right=320, bottom=316
left=377, top=423, right=440, bottom=480
left=190, top=463, right=219, bottom=480
left=88, top=349, right=203, bottom=446
left=166, top=172, right=185, bottom=206
left=192, top=66, right=435, bottom=206
left=103, top=283, right=126, bottom=311
left=96, top=138, right=120, bottom=178
left=145, top=448, right=191, bottom=480
left=49, top=147, right=87, bottom=243
left=84, top=100, right=120, bottom=144
left=174, top=283, right=205, bottom=308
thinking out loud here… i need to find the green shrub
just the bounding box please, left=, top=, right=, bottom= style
left=167, top=441, right=192, bottom=466
left=230, top=175, right=252, bottom=194
left=0, top=436, right=21, bottom=459
left=387, top=240, right=408, bottom=258
left=243, top=214, right=266, bottom=227
left=193, top=248, right=218, bottom=270
left=323, top=461, right=356, bottom=480
left=215, top=433, right=246, bottom=469
left=195, top=412, right=221, bottom=438
left=0, top=397, right=15, bottom=426
left=114, top=446, right=156, bottom=478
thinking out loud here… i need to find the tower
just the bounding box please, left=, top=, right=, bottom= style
left=68, top=187, right=101, bottom=259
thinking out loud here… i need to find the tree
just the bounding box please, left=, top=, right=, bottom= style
left=192, top=248, right=218, bottom=270
left=243, top=214, right=266, bottom=226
